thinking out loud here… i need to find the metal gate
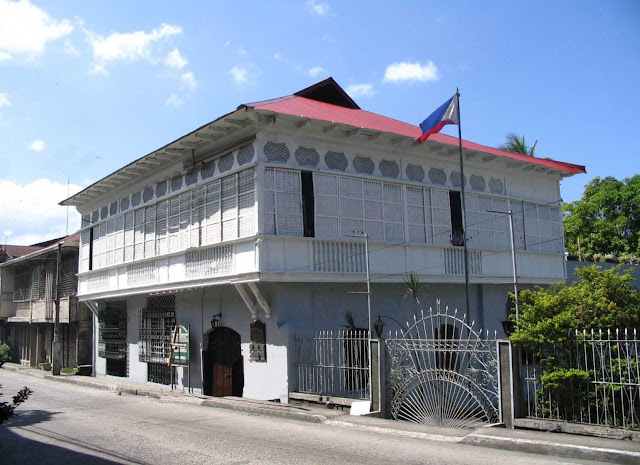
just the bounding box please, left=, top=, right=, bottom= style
left=385, top=302, right=500, bottom=428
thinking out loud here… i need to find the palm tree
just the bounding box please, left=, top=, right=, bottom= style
left=499, top=133, right=538, bottom=157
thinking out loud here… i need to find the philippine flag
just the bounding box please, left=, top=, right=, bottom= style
left=416, top=94, right=459, bottom=143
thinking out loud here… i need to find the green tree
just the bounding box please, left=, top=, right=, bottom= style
left=499, top=133, right=538, bottom=157
left=509, top=266, right=640, bottom=425
left=563, top=175, right=640, bottom=259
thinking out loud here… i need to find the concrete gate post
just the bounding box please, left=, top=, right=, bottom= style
left=369, top=338, right=390, bottom=417
left=498, top=340, right=523, bottom=428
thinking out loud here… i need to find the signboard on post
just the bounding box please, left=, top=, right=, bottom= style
left=170, top=325, right=189, bottom=367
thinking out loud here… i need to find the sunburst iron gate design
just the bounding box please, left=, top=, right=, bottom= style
left=385, top=302, right=500, bottom=428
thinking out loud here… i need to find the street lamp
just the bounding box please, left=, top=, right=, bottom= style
left=210, top=312, right=222, bottom=328
left=373, top=315, right=385, bottom=338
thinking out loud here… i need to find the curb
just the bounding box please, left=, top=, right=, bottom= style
left=322, top=419, right=461, bottom=442
left=461, top=432, right=640, bottom=465
left=4, top=365, right=639, bottom=463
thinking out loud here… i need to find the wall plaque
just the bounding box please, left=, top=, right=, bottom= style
left=250, top=320, right=266, bottom=363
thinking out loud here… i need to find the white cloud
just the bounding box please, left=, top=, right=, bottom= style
left=88, top=23, right=182, bottom=73
left=0, top=0, right=72, bottom=60
left=63, top=39, right=80, bottom=56
left=165, top=93, right=184, bottom=107
left=383, top=61, right=439, bottom=83
left=237, top=46, right=248, bottom=56
left=0, top=178, right=82, bottom=245
left=346, top=83, right=375, bottom=98
left=164, top=47, right=187, bottom=68
left=306, top=0, right=330, bottom=16
left=28, top=139, right=45, bottom=151
left=224, top=40, right=231, bottom=48
left=273, top=52, right=283, bottom=61
left=229, top=66, right=248, bottom=85
left=308, top=66, right=327, bottom=78
left=0, top=92, right=10, bottom=107
left=180, top=71, right=196, bottom=90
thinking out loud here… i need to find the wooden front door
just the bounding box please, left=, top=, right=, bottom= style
left=207, top=327, right=243, bottom=397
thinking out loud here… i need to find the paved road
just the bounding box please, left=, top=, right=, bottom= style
left=0, top=371, right=602, bottom=465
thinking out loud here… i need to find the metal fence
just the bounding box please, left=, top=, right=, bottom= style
left=522, top=329, right=640, bottom=430
left=293, top=330, right=370, bottom=400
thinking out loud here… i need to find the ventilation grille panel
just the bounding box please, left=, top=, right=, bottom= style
left=110, top=202, right=118, bottom=216
left=143, top=186, right=154, bottom=203
left=428, top=168, right=447, bottom=185
left=325, top=151, right=348, bottom=170
left=120, top=197, right=130, bottom=212
left=201, top=160, right=215, bottom=179
left=489, top=178, right=504, bottom=194
left=470, top=175, right=486, bottom=191
left=237, top=145, right=254, bottom=165
left=450, top=171, right=467, bottom=188
left=100, top=206, right=108, bottom=220
left=353, top=155, right=375, bottom=174
left=155, top=181, right=167, bottom=198
left=295, top=147, right=320, bottom=167
left=264, top=141, right=290, bottom=162
left=131, top=191, right=142, bottom=207
left=406, top=164, right=425, bottom=182
left=218, top=153, right=234, bottom=173
left=379, top=160, right=399, bottom=178
left=185, top=169, right=199, bottom=186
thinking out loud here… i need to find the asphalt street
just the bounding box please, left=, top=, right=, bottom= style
left=0, top=370, right=605, bottom=465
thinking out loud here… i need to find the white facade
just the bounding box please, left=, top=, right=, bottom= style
left=64, top=82, right=580, bottom=401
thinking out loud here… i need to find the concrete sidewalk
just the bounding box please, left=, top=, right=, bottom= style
left=3, top=363, right=640, bottom=464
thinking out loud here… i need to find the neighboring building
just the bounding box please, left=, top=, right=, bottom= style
left=0, top=234, right=92, bottom=368
left=61, top=78, right=585, bottom=400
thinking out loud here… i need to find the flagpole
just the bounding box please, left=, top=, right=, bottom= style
left=456, top=88, right=471, bottom=317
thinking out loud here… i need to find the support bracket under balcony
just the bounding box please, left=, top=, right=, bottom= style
left=85, top=300, right=99, bottom=316
left=247, top=282, right=272, bottom=320
left=234, top=284, right=258, bottom=320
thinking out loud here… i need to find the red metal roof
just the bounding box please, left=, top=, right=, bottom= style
left=246, top=93, right=586, bottom=175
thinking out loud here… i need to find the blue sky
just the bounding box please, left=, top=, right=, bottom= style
left=0, top=0, right=638, bottom=244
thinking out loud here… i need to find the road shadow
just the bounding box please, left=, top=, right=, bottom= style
left=4, top=408, right=60, bottom=427
left=0, top=428, right=122, bottom=464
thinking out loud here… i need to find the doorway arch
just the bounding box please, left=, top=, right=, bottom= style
left=203, top=327, right=244, bottom=397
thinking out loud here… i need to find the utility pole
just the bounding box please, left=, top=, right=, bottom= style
left=488, top=209, right=519, bottom=320
left=346, top=232, right=372, bottom=401
left=52, top=242, right=63, bottom=375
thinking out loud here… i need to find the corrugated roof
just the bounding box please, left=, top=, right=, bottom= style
left=246, top=81, right=586, bottom=175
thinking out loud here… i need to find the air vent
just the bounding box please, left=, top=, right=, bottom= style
left=353, top=155, right=374, bottom=174
left=379, top=160, right=399, bottom=178
left=201, top=160, right=215, bottom=179
left=406, top=164, right=425, bottom=182
left=82, top=214, right=90, bottom=227
left=155, top=181, right=167, bottom=198
left=131, top=191, right=141, bottom=207
left=470, top=175, right=486, bottom=191
left=110, top=202, right=118, bottom=216
left=170, top=175, right=183, bottom=192
left=264, top=141, right=290, bottom=163
left=100, top=206, right=108, bottom=220
left=91, top=210, right=99, bottom=223
left=325, top=151, right=348, bottom=170
left=218, top=153, right=234, bottom=173
left=237, top=145, right=254, bottom=165
left=450, top=171, right=467, bottom=188
left=295, top=147, right=320, bottom=167
left=428, top=168, right=447, bottom=185
left=120, top=196, right=130, bottom=211
left=143, top=186, right=154, bottom=203
left=489, top=178, right=504, bottom=194
left=185, top=169, right=199, bottom=186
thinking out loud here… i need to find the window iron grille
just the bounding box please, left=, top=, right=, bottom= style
left=98, top=301, right=128, bottom=360
left=148, top=363, right=175, bottom=385
left=138, top=295, right=176, bottom=364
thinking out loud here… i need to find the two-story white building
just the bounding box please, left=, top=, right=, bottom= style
left=61, top=78, right=585, bottom=401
